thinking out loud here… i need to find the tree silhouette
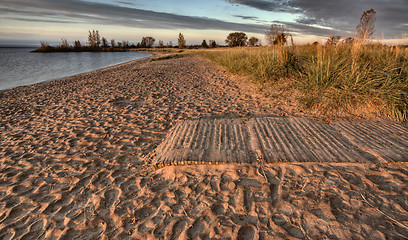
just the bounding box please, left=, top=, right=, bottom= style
left=209, top=40, right=217, bottom=48
left=101, top=37, right=108, bottom=48
left=141, top=37, right=155, bottom=48
left=178, top=33, right=186, bottom=49
left=201, top=40, right=209, bottom=48
left=225, top=32, right=247, bottom=47
left=59, top=38, right=69, bottom=48
left=74, top=40, right=81, bottom=49
left=122, top=40, right=129, bottom=48
left=87, top=30, right=101, bottom=48
left=248, top=37, right=259, bottom=46
left=356, top=9, right=376, bottom=42
left=265, top=24, right=288, bottom=46
left=96, top=31, right=101, bottom=48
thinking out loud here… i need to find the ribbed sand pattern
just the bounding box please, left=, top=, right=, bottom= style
left=152, top=118, right=256, bottom=167
left=331, top=120, right=408, bottom=162
left=152, top=117, right=408, bottom=167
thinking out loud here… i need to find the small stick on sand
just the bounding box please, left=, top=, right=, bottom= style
left=360, top=193, right=408, bottom=230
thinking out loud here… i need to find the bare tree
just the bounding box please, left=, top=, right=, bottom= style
left=326, top=35, right=342, bottom=46
left=356, top=9, right=376, bottom=42
left=110, top=39, right=115, bottom=48
left=248, top=36, right=259, bottom=46
left=88, top=31, right=95, bottom=47
left=95, top=30, right=101, bottom=48
left=225, top=32, right=248, bottom=47
left=59, top=38, right=70, bottom=48
left=87, top=30, right=101, bottom=48
left=74, top=40, right=81, bottom=49
left=158, top=40, right=164, bottom=48
left=265, top=24, right=288, bottom=46
left=178, top=33, right=186, bottom=49
left=40, top=41, right=50, bottom=49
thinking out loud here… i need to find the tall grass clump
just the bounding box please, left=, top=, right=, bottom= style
left=197, top=44, right=408, bottom=122
left=297, top=43, right=408, bottom=121
left=198, top=47, right=301, bottom=84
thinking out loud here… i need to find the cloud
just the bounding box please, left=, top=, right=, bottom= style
left=114, top=1, right=136, bottom=6
left=3, top=0, right=404, bottom=42
left=234, top=15, right=260, bottom=21
left=0, top=0, right=341, bottom=42
left=233, top=15, right=271, bottom=25
left=1, top=16, right=81, bottom=24
left=228, top=0, right=296, bottom=12
left=0, top=0, right=267, bottom=34
left=226, top=0, right=408, bottom=39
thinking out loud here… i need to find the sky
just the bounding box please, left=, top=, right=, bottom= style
left=0, top=0, right=407, bottom=47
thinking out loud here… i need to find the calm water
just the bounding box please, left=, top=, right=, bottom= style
left=0, top=48, right=151, bottom=90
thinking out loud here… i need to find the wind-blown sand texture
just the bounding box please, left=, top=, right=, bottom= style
left=0, top=56, right=407, bottom=239
left=152, top=117, right=408, bottom=167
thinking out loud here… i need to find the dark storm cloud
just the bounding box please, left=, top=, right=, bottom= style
left=114, top=1, right=136, bottom=6
left=227, top=0, right=408, bottom=38
left=233, top=15, right=272, bottom=24
left=234, top=15, right=260, bottom=21
left=1, top=17, right=82, bottom=24
left=0, top=0, right=268, bottom=33
left=228, top=0, right=296, bottom=12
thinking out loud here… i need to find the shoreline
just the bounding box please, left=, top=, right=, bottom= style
left=0, top=51, right=156, bottom=92
left=0, top=56, right=407, bottom=239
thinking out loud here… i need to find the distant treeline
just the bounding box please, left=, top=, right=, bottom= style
left=33, top=30, right=220, bottom=52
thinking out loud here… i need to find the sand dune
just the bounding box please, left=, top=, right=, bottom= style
left=0, top=56, right=407, bottom=239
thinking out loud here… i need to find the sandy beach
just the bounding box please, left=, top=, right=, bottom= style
left=0, top=55, right=407, bottom=239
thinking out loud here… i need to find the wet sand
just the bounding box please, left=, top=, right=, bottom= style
left=0, top=56, right=407, bottom=239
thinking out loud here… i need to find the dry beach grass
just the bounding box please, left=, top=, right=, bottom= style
left=0, top=55, right=407, bottom=239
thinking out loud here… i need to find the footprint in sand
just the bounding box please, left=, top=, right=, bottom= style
left=7, top=205, right=26, bottom=219
left=43, top=199, right=64, bottom=215
left=237, top=225, right=256, bottom=240
left=187, top=217, right=206, bottom=239
left=243, top=189, right=253, bottom=212
left=170, top=218, right=188, bottom=240
left=0, top=228, right=15, bottom=240
left=102, top=188, right=120, bottom=208
left=133, top=206, right=156, bottom=222
left=11, top=184, right=33, bottom=195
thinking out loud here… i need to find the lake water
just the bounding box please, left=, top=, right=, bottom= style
left=0, top=48, right=151, bottom=90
